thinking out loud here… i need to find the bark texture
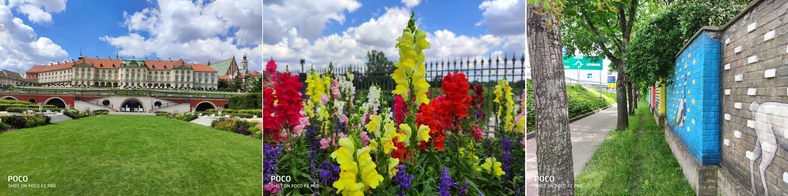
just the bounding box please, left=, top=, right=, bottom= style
left=528, top=3, right=575, bottom=196
left=615, top=61, right=629, bottom=130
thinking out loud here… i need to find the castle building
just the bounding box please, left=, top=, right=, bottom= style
left=25, top=55, right=221, bottom=90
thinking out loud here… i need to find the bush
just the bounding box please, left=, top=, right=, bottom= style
left=63, top=111, right=87, bottom=119
left=229, top=93, right=261, bottom=109
left=94, top=109, right=109, bottom=115
left=155, top=111, right=172, bottom=116
left=229, top=113, right=254, bottom=118
left=2, top=115, right=27, bottom=128
left=0, top=114, right=49, bottom=129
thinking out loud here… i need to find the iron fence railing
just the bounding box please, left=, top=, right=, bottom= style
left=287, top=54, right=528, bottom=135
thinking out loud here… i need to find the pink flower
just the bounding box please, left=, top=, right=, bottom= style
left=360, top=131, right=370, bottom=146
left=320, top=138, right=331, bottom=149
left=470, top=128, right=484, bottom=142
left=264, top=182, right=282, bottom=194
left=331, top=79, right=341, bottom=99
left=340, top=114, right=348, bottom=124
left=320, top=94, right=329, bottom=105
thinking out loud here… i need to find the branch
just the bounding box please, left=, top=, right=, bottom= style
left=626, top=0, right=639, bottom=41
left=579, top=8, right=620, bottom=62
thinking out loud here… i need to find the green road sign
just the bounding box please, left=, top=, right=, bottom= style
left=563, top=56, right=603, bottom=70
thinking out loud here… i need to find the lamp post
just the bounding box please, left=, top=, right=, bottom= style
left=300, top=58, right=305, bottom=73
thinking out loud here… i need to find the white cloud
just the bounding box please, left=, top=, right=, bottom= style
left=103, top=0, right=264, bottom=71
left=401, top=0, right=421, bottom=8
left=6, top=0, right=67, bottom=24
left=0, top=4, right=68, bottom=71
left=263, top=0, right=361, bottom=44
left=476, top=0, right=525, bottom=35
left=265, top=6, right=517, bottom=75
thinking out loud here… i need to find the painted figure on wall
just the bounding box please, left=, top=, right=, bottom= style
left=747, top=101, right=788, bottom=196
left=675, top=77, right=688, bottom=128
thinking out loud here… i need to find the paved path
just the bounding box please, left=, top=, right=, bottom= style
left=526, top=104, right=618, bottom=195
left=47, top=114, right=72, bottom=123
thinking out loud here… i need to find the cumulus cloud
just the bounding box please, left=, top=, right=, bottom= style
left=476, top=0, right=525, bottom=36
left=401, top=0, right=422, bottom=8
left=5, top=0, right=67, bottom=24
left=264, top=6, right=521, bottom=75
left=102, top=0, right=264, bottom=71
left=263, top=0, right=361, bottom=44
left=0, top=4, right=68, bottom=71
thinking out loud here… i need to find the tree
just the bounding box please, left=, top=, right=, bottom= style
left=218, top=79, right=231, bottom=91
left=364, top=50, right=396, bottom=90
left=528, top=1, right=574, bottom=195
left=626, top=0, right=746, bottom=90
left=249, top=77, right=263, bottom=92
left=562, top=0, right=641, bottom=130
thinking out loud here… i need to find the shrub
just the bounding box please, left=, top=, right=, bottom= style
left=94, top=109, right=109, bottom=115
left=2, top=116, right=27, bottom=129
left=229, top=93, right=261, bottom=109
left=229, top=113, right=254, bottom=118
left=63, top=111, right=86, bottom=119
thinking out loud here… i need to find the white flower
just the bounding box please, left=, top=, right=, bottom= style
left=333, top=100, right=346, bottom=115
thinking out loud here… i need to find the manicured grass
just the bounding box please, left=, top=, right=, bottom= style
left=8, top=87, right=239, bottom=95
left=575, top=100, right=693, bottom=195
left=526, top=83, right=616, bottom=133
left=0, top=115, right=261, bottom=195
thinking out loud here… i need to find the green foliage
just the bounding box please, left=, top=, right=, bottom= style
left=526, top=79, right=615, bottom=132
left=229, top=93, right=262, bottom=109
left=562, top=0, right=640, bottom=69
left=0, top=114, right=50, bottom=130
left=626, top=0, right=746, bottom=88
left=93, top=109, right=109, bottom=115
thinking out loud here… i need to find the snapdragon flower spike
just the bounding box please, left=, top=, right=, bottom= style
left=263, top=143, right=282, bottom=184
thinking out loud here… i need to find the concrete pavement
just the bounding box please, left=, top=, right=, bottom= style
left=526, top=104, right=618, bottom=195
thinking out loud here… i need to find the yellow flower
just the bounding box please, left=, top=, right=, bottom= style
left=387, top=158, right=400, bottom=178
left=392, top=21, right=431, bottom=105
left=357, top=146, right=383, bottom=189
left=333, top=162, right=364, bottom=195
left=397, top=124, right=412, bottom=146
left=365, top=114, right=382, bottom=137
left=514, top=116, right=525, bottom=133
left=381, top=121, right=399, bottom=154
left=369, top=139, right=379, bottom=152
left=417, top=124, right=430, bottom=142
left=480, top=157, right=505, bottom=176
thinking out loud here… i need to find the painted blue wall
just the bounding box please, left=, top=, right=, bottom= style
left=666, top=31, right=721, bottom=165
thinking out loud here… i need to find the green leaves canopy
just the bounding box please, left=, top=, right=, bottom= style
left=625, top=0, right=746, bottom=87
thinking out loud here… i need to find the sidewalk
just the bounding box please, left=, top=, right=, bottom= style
left=526, top=104, right=618, bottom=195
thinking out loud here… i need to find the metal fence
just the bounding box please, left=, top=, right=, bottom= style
left=291, top=53, right=528, bottom=134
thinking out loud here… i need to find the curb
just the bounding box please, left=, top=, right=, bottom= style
left=526, top=104, right=614, bottom=140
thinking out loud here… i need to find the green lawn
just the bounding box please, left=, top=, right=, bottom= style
left=0, top=115, right=261, bottom=195
left=7, top=87, right=240, bottom=96
left=575, top=100, right=693, bottom=195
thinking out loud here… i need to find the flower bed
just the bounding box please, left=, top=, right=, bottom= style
left=211, top=118, right=260, bottom=138
left=263, top=12, right=525, bottom=195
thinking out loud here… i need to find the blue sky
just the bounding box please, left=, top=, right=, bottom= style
left=0, top=0, right=262, bottom=73
left=263, top=0, right=526, bottom=72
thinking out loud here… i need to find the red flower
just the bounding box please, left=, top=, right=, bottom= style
left=394, top=95, right=409, bottom=125
left=263, top=72, right=304, bottom=143
left=415, top=97, right=447, bottom=151
left=391, top=137, right=410, bottom=160
left=265, top=58, right=277, bottom=81
left=440, top=72, right=472, bottom=119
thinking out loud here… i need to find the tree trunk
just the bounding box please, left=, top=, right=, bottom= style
left=528, top=4, right=574, bottom=195
left=632, top=80, right=638, bottom=112
left=615, top=61, right=629, bottom=130
left=628, top=79, right=635, bottom=115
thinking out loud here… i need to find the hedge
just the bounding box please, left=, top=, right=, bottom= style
left=229, top=93, right=261, bottom=109
left=205, top=109, right=261, bottom=115
left=526, top=79, right=615, bottom=133
left=93, top=109, right=109, bottom=115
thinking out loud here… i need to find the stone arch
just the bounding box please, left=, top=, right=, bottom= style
left=195, top=101, right=216, bottom=112
left=44, top=97, right=67, bottom=108
left=1, top=96, right=17, bottom=100
left=28, top=98, right=36, bottom=103
left=120, top=97, right=145, bottom=112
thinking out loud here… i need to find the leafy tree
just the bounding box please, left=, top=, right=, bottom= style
left=528, top=0, right=574, bottom=195
left=626, top=0, right=746, bottom=89
left=218, top=79, right=231, bottom=91
left=249, top=76, right=263, bottom=92
left=365, top=50, right=395, bottom=73
left=562, top=0, right=642, bottom=129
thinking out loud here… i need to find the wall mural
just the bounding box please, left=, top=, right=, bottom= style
left=665, top=32, right=721, bottom=165
left=744, top=101, right=788, bottom=196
